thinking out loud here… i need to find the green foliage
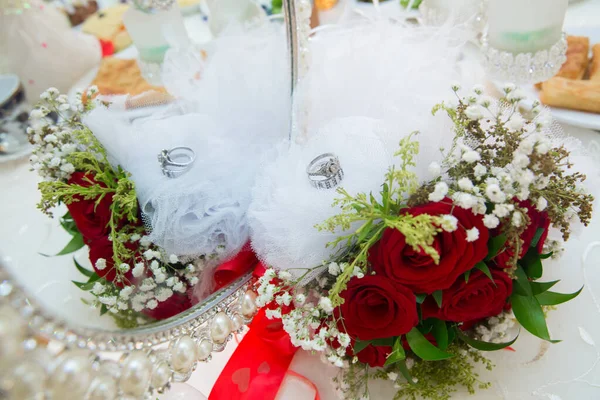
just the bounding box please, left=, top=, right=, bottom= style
left=510, top=293, right=559, bottom=343
left=384, top=336, right=407, bottom=367
left=271, top=0, right=282, bottom=14
left=536, top=287, right=583, bottom=306
left=406, top=327, right=454, bottom=361
left=377, top=343, right=493, bottom=400
left=455, top=328, right=518, bottom=351
left=40, top=233, right=85, bottom=257
left=400, top=0, right=422, bottom=9
left=318, top=133, right=445, bottom=306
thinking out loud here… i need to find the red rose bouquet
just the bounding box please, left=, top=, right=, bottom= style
left=27, top=88, right=205, bottom=327
left=254, top=85, right=594, bottom=399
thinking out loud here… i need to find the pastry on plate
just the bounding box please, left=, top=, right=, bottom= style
left=82, top=5, right=132, bottom=52
left=589, top=43, right=600, bottom=81
left=86, top=58, right=167, bottom=97
left=540, top=77, right=600, bottom=114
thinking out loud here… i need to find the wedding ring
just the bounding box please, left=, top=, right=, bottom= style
left=158, top=147, right=195, bottom=178
left=306, top=153, right=344, bottom=190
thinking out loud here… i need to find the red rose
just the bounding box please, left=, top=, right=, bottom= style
left=494, top=200, right=550, bottom=268
left=369, top=199, right=489, bottom=294
left=142, top=292, right=192, bottom=320
left=335, top=276, right=418, bottom=341
left=355, top=344, right=392, bottom=368
left=66, top=172, right=113, bottom=243
left=422, top=269, right=512, bottom=323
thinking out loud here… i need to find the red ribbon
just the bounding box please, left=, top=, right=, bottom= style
left=209, top=308, right=298, bottom=400
left=213, top=244, right=259, bottom=291
left=210, top=258, right=320, bottom=400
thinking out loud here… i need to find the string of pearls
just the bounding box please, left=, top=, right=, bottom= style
left=0, top=279, right=259, bottom=399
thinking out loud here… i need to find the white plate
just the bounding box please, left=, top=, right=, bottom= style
left=517, top=17, right=600, bottom=130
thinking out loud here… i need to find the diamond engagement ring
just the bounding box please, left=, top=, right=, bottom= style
left=306, top=153, right=344, bottom=189
left=158, top=147, right=195, bottom=178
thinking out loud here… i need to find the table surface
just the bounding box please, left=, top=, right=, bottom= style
left=2, top=0, right=600, bottom=399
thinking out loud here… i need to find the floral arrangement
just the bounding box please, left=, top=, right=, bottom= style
left=254, top=84, right=594, bottom=399
left=27, top=88, right=207, bottom=327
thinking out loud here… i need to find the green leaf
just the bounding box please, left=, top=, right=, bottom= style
left=40, top=234, right=85, bottom=257
left=456, top=328, right=519, bottom=351
left=485, top=234, right=507, bottom=261
left=357, top=220, right=374, bottom=243
left=511, top=294, right=559, bottom=342
left=382, top=183, right=390, bottom=210
left=384, top=337, right=406, bottom=367
left=475, top=262, right=494, bottom=283
left=415, top=293, right=426, bottom=304
left=72, top=280, right=97, bottom=291
left=56, top=234, right=85, bottom=255
left=87, top=273, right=102, bottom=284
left=464, top=269, right=471, bottom=283
left=432, top=290, right=443, bottom=308
left=536, top=287, right=583, bottom=306
left=100, top=304, right=108, bottom=316
left=60, top=211, right=80, bottom=236
left=530, top=228, right=545, bottom=249
left=372, top=337, right=395, bottom=347
left=447, top=326, right=457, bottom=345
left=520, top=248, right=543, bottom=280
left=431, top=320, right=449, bottom=350
left=74, top=258, right=95, bottom=278
left=354, top=340, right=370, bottom=354
left=531, top=280, right=560, bottom=295
left=406, top=327, right=454, bottom=361
left=540, top=252, right=553, bottom=260
left=397, top=359, right=416, bottom=385
left=512, top=265, right=532, bottom=296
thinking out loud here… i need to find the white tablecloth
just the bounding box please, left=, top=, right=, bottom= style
left=2, top=1, right=600, bottom=399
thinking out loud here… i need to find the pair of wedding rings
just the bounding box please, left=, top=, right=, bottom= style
left=157, top=147, right=195, bottom=178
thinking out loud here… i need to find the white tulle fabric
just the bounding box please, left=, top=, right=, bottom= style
left=83, top=21, right=289, bottom=260
left=249, top=20, right=471, bottom=272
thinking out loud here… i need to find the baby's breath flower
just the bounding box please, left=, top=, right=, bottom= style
left=92, top=282, right=106, bottom=295
left=473, top=163, right=487, bottom=179
left=140, top=236, right=152, bottom=247
left=512, top=211, right=523, bottom=227
left=483, top=214, right=500, bottom=229
left=132, top=263, right=145, bottom=278
left=429, top=181, right=448, bottom=202
left=536, top=196, right=548, bottom=211
left=98, top=295, right=117, bottom=306
left=506, top=114, right=525, bottom=131
left=155, top=287, right=174, bottom=302
left=328, top=262, right=341, bottom=276
left=485, top=183, right=506, bottom=203
left=119, top=286, right=133, bottom=299
left=146, top=299, right=158, bottom=310
left=466, top=227, right=480, bottom=242
left=295, top=293, right=306, bottom=305
left=95, top=258, right=107, bottom=271
left=441, top=215, right=458, bottom=232
left=319, top=297, right=334, bottom=314
left=458, top=177, right=474, bottom=192
left=428, top=162, right=441, bottom=177
left=462, top=150, right=481, bottom=163
left=168, top=254, right=179, bottom=264
left=465, top=105, right=484, bottom=120
left=493, top=203, right=514, bottom=218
